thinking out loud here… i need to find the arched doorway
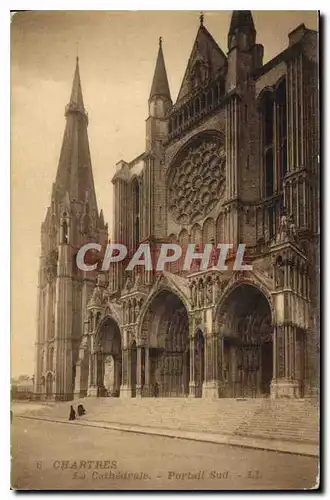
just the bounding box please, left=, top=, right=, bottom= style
left=140, top=290, right=189, bottom=397
left=96, top=317, right=122, bottom=397
left=195, top=329, right=205, bottom=398
left=217, top=284, right=273, bottom=398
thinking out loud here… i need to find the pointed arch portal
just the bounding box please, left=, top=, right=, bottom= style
left=217, top=284, right=273, bottom=398
left=140, top=290, right=190, bottom=397
left=94, top=317, right=122, bottom=397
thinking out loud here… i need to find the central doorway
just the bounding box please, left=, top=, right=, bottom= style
left=141, top=290, right=190, bottom=397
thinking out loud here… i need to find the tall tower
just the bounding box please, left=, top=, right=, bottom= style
left=226, top=10, right=263, bottom=92
left=34, top=58, right=107, bottom=401
left=146, top=37, right=172, bottom=151
left=224, top=11, right=264, bottom=248
left=143, top=38, right=172, bottom=249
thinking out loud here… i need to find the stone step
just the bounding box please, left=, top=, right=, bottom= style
left=235, top=401, right=319, bottom=443
left=20, top=397, right=318, bottom=444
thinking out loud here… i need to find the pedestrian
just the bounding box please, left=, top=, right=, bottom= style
left=68, top=405, right=76, bottom=421
left=77, top=404, right=86, bottom=416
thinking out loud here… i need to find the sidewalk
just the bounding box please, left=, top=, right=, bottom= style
left=17, top=414, right=319, bottom=458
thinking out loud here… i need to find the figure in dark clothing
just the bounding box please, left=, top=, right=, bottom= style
left=77, top=404, right=86, bottom=416
left=154, top=382, right=159, bottom=398
left=69, top=405, right=76, bottom=421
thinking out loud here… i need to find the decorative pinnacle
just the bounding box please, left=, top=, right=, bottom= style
left=200, top=12, right=204, bottom=26
left=159, top=36, right=162, bottom=47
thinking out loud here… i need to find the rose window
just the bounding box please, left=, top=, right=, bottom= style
left=168, top=138, right=225, bottom=224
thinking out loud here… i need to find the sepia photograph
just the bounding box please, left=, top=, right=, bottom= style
left=10, top=10, right=320, bottom=491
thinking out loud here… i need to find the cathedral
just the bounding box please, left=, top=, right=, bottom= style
left=33, top=11, right=319, bottom=402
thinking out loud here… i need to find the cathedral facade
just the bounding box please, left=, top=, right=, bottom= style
left=33, top=11, right=319, bottom=402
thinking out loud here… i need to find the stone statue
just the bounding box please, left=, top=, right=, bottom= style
left=96, top=274, right=103, bottom=287
left=190, top=283, right=197, bottom=308
left=199, top=282, right=204, bottom=307
left=92, top=286, right=102, bottom=305
left=277, top=214, right=288, bottom=242
left=276, top=266, right=285, bottom=288
left=135, top=302, right=140, bottom=320
left=288, top=214, right=297, bottom=240
left=134, top=271, right=142, bottom=289
left=207, top=280, right=213, bottom=304
left=124, top=276, right=133, bottom=293
left=209, top=239, right=218, bottom=267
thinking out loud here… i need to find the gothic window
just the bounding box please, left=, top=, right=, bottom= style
left=216, top=212, right=224, bottom=244
left=202, top=218, right=215, bottom=245
left=262, top=81, right=287, bottom=198
left=264, top=96, right=273, bottom=146
left=191, top=224, right=202, bottom=246
left=135, top=182, right=140, bottom=215
left=135, top=218, right=140, bottom=248
left=179, top=229, right=189, bottom=247
left=262, top=91, right=275, bottom=197
left=195, top=98, right=200, bottom=114
left=277, top=79, right=287, bottom=190
left=133, top=181, right=140, bottom=249
left=265, top=149, right=274, bottom=197
left=62, top=220, right=68, bottom=244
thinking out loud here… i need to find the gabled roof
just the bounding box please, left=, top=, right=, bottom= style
left=176, top=23, right=227, bottom=103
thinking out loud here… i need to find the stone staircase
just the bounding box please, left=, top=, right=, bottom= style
left=235, top=399, right=319, bottom=443
left=15, top=397, right=319, bottom=445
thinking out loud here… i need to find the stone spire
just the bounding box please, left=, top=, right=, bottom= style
left=228, top=10, right=256, bottom=51
left=53, top=57, right=98, bottom=211
left=68, top=56, right=85, bottom=112
left=149, top=37, right=171, bottom=102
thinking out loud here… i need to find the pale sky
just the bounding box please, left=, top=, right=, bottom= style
left=11, top=11, right=318, bottom=377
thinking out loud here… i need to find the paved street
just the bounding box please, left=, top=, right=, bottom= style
left=11, top=416, right=318, bottom=491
